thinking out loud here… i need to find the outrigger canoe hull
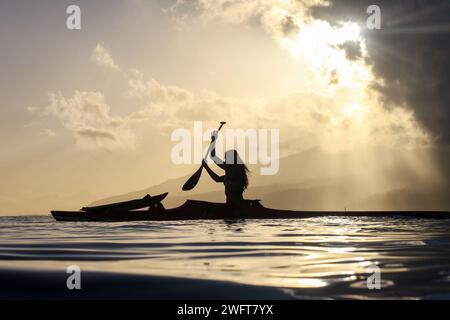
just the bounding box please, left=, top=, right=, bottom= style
left=51, top=200, right=450, bottom=222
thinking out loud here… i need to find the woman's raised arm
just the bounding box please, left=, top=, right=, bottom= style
left=202, top=160, right=224, bottom=183
left=210, top=133, right=226, bottom=170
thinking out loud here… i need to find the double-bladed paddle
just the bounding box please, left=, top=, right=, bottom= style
left=182, top=121, right=226, bottom=191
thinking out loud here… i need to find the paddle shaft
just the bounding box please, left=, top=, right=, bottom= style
left=182, top=122, right=226, bottom=191
left=203, top=122, right=225, bottom=160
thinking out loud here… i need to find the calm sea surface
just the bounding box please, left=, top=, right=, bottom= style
left=1, top=215, right=450, bottom=299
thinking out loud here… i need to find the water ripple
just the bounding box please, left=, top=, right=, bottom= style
left=0, top=215, right=450, bottom=299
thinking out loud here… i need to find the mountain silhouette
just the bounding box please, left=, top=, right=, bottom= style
left=90, top=147, right=450, bottom=211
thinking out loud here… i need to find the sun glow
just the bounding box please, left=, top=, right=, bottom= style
left=281, top=21, right=371, bottom=88
left=341, top=103, right=367, bottom=122
left=282, top=21, right=361, bottom=59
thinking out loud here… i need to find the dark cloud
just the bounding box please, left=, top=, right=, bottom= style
left=76, top=128, right=117, bottom=142
left=310, top=0, right=450, bottom=144
left=337, top=41, right=362, bottom=60
left=329, top=69, right=339, bottom=85
left=281, top=15, right=300, bottom=37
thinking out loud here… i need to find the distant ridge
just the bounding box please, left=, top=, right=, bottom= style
left=91, top=147, right=450, bottom=211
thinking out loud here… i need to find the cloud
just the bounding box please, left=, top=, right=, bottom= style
left=263, top=91, right=430, bottom=152
left=127, top=76, right=193, bottom=103
left=124, top=69, right=430, bottom=152
left=43, top=91, right=135, bottom=150
left=37, top=32, right=431, bottom=153
left=26, top=106, right=40, bottom=113
left=126, top=74, right=237, bottom=131
left=165, top=0, right=319, bottom=26
left=337, top=41, right=362, bottom=60
left=76, top=128, right=116, bottom=141
left=91, top=43, right=120, bottom=72
left=309, top=0, right=450, bottom=144
left=39, top=128, right=55, bottom=138
left=163, top=0, right=442, bottom=149
left=174, top=96, right=232, bottom=122
left=37, top=68, right=430, bottom=154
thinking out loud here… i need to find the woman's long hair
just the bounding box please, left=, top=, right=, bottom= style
left=225, top=150, right=249, bottom=191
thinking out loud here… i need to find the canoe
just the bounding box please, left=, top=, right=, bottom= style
left=51, top=199, right=450, bottom=222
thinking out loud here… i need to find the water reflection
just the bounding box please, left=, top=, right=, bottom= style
left=0, top=215, right=450, bottom=298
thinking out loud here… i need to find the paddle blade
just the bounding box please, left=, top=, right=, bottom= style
left=182, top=166, right=203, bottom=191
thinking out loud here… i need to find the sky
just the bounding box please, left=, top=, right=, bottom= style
left=0, top=0, right=449, bottom=214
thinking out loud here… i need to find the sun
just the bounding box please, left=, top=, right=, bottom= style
left=281, top=21, right=370, bottom=88
left=282, top=21, right=361, bottom=61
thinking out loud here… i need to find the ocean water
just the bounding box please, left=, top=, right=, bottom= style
left=1, top=215, right=450, bottom=299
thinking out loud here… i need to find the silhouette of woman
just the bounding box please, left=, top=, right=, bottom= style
left=202, top=132, right=249, bottom=204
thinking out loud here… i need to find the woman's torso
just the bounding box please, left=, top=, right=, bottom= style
left=224, top=166, right=245, bottom=203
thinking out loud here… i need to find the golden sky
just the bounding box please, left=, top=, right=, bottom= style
left=0, top=0, right=447, bottom=214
